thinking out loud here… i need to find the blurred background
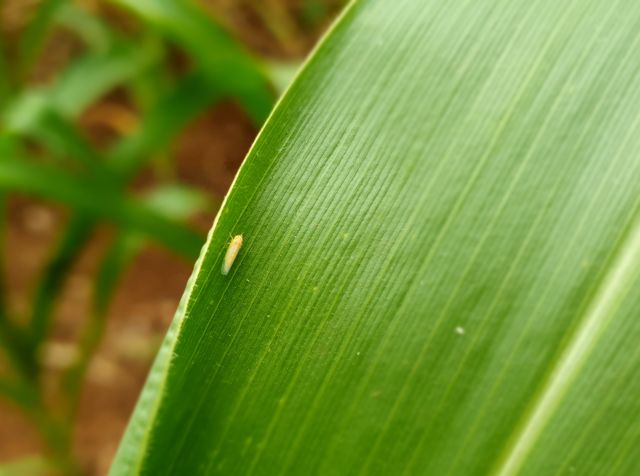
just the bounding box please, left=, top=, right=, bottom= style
left=0, top=0, right=344, bottom=474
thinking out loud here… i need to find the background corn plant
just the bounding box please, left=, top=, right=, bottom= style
left=110, top=0, right=640, bottom=475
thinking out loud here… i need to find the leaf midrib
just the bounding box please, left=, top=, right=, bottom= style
left=491, top=205, right=640, bottom=476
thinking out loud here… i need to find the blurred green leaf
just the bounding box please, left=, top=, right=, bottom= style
left=110, top=0, right=275, bottom=124
left=109, top=72, right=220, bottom=176
left=111, top=0, right=640, bottom=475
left=17, top=0, right=66, bottom=80
left=93, top=233, right=143, bottom=320
left=0, top=192, right=5, bottom=311
left=0, top=455, right=52, bottom=476
left=14, top=110, right=107, bottom=174
left=55, top=2, right=114, bottom=52
left=127, top=47, right=172, bottom=113
left=52, top=42, right=160, bottom=118
left=0, top=37, right=13, bottom=102
left=62, top=231, right=143, bottom=419
left=0, top=138, right=14, bottom=319
left=0, top=378, right=32, bottom=408
left=30, top=216, right=93, bottom=347
left=5, top=42, right=161, bottom=129
left=0, top=313, right=36, bottom=379
left=143, top=184, right=212, bottom=220
left=301, top=0, right=329, bottom=26
left=0, top=158, right=202, bottom=258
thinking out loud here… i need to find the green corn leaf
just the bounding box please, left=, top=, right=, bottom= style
left=29, top=216, right=94, bottom=347
left=17, top=0, right=66, bottom=81
left=0, top=378, right=35, bottom=410
left=61, top=231, right=143, bottom=420
left=111, top=0, right=640, bottom=475
left=28, top=182, right=210, bottom=352
left=110, top=0, right=275, bottom=125
left=55, top=2, right=114, bottom=52
left=0, top=34, right=13, bottom=102
left=142, top=184, right=213, bottom=221
left=5, top=42, right=161, bottom=129
left=12, top=110, right=107, bottom=173
left=92, top=233, right=144, bottom=321
left=50, top=41, right=161, bottom=118
left=0, top=136, right=16, bottom=331
left=0, top=312, right=36, bottom=380
left=0, top=455, right=52, bottom=476
left=0, top=191, right=6, bottom=315
left=0, top=158, right=202, bottom=259
left=61, top=180, right=211, bottom=416
left=109, top=72, right=220, bottom=176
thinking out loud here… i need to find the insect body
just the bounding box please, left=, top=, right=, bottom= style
left=221, top=234, right=243, bottom=275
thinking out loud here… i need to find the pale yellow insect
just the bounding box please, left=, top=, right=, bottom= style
left=221, top=234, right=243, bottom=275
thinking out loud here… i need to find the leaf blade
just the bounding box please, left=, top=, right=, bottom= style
left=111, top=0, right=640, bottom=474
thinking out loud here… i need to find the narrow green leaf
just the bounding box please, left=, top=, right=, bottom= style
left=62, top=175, right=211, bottom=416
left=0, top=378, right=32, bottom=408
left=0, top=136, right=15, bottom=328
left=93, top=233, right=143, bottom=319
left=50, top=41, right=161, bottom=118
left=0, top=159, right=202, bottom=258
left=17, top=0, right=66, bottom=80
left=0, top=313, right=36, bottom=379
left=0, top=455, right=52, bottom=476
left=109, top=72, right=220, bottom=176
left=0, top=33, right=13, bottom=102
left=110, top=0, right=275, bottom=124
left=112, top=0, right=640, bottom=475
left=62, top=231, right=143, bottom=419
left=30, top=216, right=93, bottom=347
left=55, top=2, right=113, bottom=52
left=5, top=42, right=160, bottom=128
left=0, top=190, right=7, bottom=315
left=13, top=110, right=107, bottom=173
left=142, top=184, right=212, bottom=221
